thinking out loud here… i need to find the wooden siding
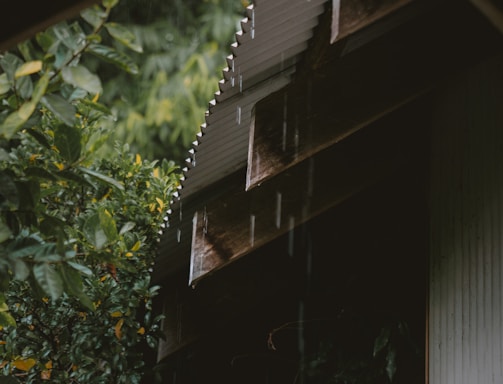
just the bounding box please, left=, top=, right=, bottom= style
left=429, top=54, right=503, bottom=383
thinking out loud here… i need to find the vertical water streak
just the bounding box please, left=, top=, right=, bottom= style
left=288, top=215, right=295, bottom=257
left=251, top=8, right=255, bottom=39
left=176, top=228, right=181, bottom=243
left=236, top=106, right=242, bottom=125
left=282, top=93, right=288, bottom=152
left=250, top=214, right=256, bottom=247
left=275, top=191, right=282, bottom=229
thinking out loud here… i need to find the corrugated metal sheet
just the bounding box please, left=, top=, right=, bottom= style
left=429, top=54, right=503, bottom=384
left=180, top=0, right=328, bottom=199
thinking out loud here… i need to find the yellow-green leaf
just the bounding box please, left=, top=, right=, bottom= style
left=0, top=73, right=9, bottom=94
left=131, top=240, right=141, bottom=252
left=14, top=60, right=42, bottom=78
left=114, top=318, right=124, bottom=339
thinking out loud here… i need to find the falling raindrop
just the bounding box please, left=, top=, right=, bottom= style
left=236, top=106, right=242, bottom=125
left=239, top=73, right=243, bottom=93
left=282, top=94, right=288, bottom=152
left=231, top=76, right=235, bottom=87
left=251, top=8, right=255, bottom=39
left=179, top=202, right=183, bottom=222
left=250, top=214, right=256, bottom=246
left=176, top=228, right=181, bottom=243
left=275, top=191, right=282, bottom=229
left=288, top=215, right=295, bottom=257
left=203, top=206, right=208, bottom=235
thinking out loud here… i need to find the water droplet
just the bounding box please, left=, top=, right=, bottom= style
left=231, top=76, right=235, bottom=87
left=176, top=228, right=181, bottom=243
left=250, top=214, right=256, bottom=246
left=236, top=106, right=242, bottom=125
left=179, top=202, right=183, bottom=222
left=203, top=206, right=208, bottom=235
left=251, top=8, right=255, bottom=39
left=288, top=215, right=295, bottom=257
left=282, top=94, right=288, bottom=152
left=275, top=191, right=282, bottom=229
left=239, top=73, right=243, bottom=93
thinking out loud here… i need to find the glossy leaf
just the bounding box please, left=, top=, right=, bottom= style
left=80, top=6, right=107, bottom=29
left=54, top=125, right=82, bottom=163
left=83, top=208, right=118, bottom=249
left=67, top=261, right=93, bottom=276
left=41, top=94, right=76, bottom=127
left=14, top=60, right=42, bottom=78
left=33, top=263, right=63, bottom=301
left=105, top=23, right=143, bottom=53
left=87, top=44, right=138, bottom=74
left=78, top=166, right=124, bottom=191
left=61, top=65, right=102, bottom=95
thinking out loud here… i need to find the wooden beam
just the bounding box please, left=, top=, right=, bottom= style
left=331, top=0, right=413, bottom=44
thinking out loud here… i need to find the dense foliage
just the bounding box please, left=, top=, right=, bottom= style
left=0, top=0, right=180, bottom=382
left=89, top=0, right=248, bottom=162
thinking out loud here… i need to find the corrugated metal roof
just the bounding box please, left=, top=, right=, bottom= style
left=179, top=0, right=328, bottom=199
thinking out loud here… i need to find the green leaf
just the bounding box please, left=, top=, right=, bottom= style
left=0, top=73, right=10, bottom=94
left=0, top=73, right=49, bottom=139
left=83, top=208, right=118, bottom=249
left=78, top=166, right=124, bottom=191
left=12, top=259, right=29, bottom=280
left=54, top=124, right=82, bottom=163
left=105, top=23, right=143, bottom=53
left=78, top=98, right=112, bottom=114
left=119, top=221, right=136, bottom=235
left=33, top=263, right=63, bottom=301
left=67, top=261, right=93, bottom=277
left=87, top=44, right=139, bottom=74
left=0, top=220, right=11, bottom=243
left=61, top=65, right=102, bottom=95
left=386, top=346, right=397, bottom=382
left=41, top=94, right=76, bottom=126
left=373, top=326, right=391, bottom=356
left=0, top=52, right=22, bottom=83
left=80, top=7, right=107, bottom=29
left=60, top=265, right=94, bottom=311
left=26, top=127, right=51, bottom=149
left=0, top=172, right=19, bottom=209
left=25, top=166, right=58, bottom=181
left=57, top=169, right=95, bottom=188
left=102, top=0, right=119, bottom=9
